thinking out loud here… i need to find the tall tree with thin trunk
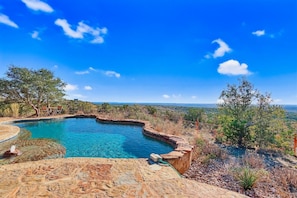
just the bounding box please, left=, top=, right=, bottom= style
left=0, top=66, right=65, bottom=117
left=218, top=79, right=258, bottom=147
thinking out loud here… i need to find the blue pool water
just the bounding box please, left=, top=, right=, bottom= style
left=14, top=118, right=173, bottom=158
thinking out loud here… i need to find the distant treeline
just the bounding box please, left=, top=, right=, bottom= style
left=93, top=102, right=297, bottom=120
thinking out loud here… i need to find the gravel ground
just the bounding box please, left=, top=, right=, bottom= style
left=183, top=144, right=297, bottom=198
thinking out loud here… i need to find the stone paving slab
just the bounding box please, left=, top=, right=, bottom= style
left=0, top=125, right=20, bottom=143
left=0, top=158, right=247, bottom=198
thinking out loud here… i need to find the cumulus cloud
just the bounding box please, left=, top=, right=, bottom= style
left=162, top=94, right=170, bottom=99
left=218, top=59, right=251, bottom=76
left=54, top=19, right=107, bottom=44
left=104, top=71, right=120, bottom=78
left=84, top=86, right=92, bottom=90
left=211, top=38, right=232, bottom=58
left=21, top=0, right=54, bottom=13
left=31, top=30, right=41, bottom=40
left=252, top=30, right=265, bottom=36
left=64, top=84, right=78, bottom=91
left=0, top=14, right=18, bottom=28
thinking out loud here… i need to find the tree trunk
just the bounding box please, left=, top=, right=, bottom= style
left=237, top=130, right=244, bottom=147
left=30, top=104, right=40, bottom=117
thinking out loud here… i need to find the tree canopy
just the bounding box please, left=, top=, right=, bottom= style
left=218, top=78, right=286, bottom=148
left=0, top=66, right=65, bottom=117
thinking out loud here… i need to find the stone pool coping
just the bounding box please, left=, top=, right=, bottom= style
left=0, top=124, right=20, bottom=143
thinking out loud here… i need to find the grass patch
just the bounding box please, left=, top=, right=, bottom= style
left=233, top=167, right=260, bottom=190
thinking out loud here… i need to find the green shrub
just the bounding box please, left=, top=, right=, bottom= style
left=184, top=108, right=205, bottom=122
left=196, top=138, right=205, bottom=148
left=234, top=167, right=259, bottom=190
left=146, top=105, right=157, bottom=115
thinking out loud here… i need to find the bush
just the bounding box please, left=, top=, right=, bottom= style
left=272, top=168, right=297, bottom=193
left=146, top=106, right=157, bottom=115
left=242, top=153, right=265, bottom=169
left=234, top=167, right=259, bottom=190
left=184, top=108, right=204, bottom=123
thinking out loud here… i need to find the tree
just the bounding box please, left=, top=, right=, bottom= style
left=184, top=108, right=205, bottom=123
left=0, top=66, right=65, bottom=117
left=218, top=79, right=258, bottom=147
left=252, top=93, right=286, bottom=148
left=218, top=78, right=287, bottom=148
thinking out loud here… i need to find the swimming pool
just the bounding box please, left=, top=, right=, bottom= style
left=14, top=118, right=173, bottom=158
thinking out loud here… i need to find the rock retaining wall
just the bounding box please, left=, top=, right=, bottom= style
left=95, top=116, right=193, bottom=174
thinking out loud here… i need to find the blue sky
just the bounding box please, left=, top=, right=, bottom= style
left=0, top=0, right=296, bottom=104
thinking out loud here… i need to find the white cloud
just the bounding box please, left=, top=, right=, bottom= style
left=64, top=84, right=78, bottom=91
left=75, top=67, right=98, bottom=75
left=211, top=38, right=231, bottom=58
left=55, top=19, right=83, bottom=38
left=104, top=71, right=120, bottom=78
left=89, top=67, right=97, bottom=71
left=75, top=70, right=89, bottom=75
left=101, top=27, right=108, bottom=34
left=21, top=0, right=54, bottom=13
left=75, top=67, right=120, bottom=78
left=31, top=30, right=41, bottom=40
left=0, top=14, right=18, bottom=28
left=54, top=19, right=107, bottom=44
left=91, top=37, right=104, bottom=44
left=191, top=96, right=197, bottom=99
left=84, top=86, right=92, bottom=90
left=162, top=94, right=170, bottom=99
left=218, top=59, right=251, bottom=76
left=252, top=30, right=265, bottom=36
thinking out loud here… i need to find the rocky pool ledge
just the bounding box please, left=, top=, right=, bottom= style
left=96, top=116, right=193, bottom=174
